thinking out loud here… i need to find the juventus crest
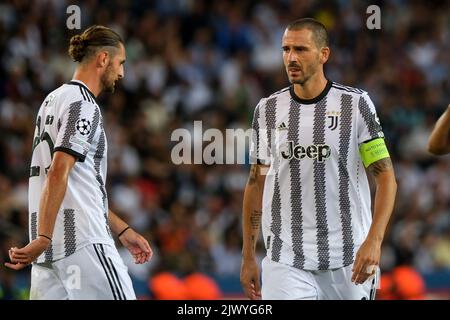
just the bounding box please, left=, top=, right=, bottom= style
left=326, top=111, right=341, bottom=131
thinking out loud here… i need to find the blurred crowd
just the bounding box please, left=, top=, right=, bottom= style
left=0, top=0, right=449, bottom=299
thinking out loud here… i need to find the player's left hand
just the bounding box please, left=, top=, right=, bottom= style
left=351, top=238, right=381, bottom=285
left=4, top=237, right=50, bottom=270
left=119, top=228, right=153, bottom=264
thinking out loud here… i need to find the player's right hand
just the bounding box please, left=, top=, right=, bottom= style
left=4, top=237, right=50, bottom=270
left=240, top=257, right=261, bottom=300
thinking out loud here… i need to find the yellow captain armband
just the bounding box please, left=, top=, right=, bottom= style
left=359, top=138, right=390, bottom=168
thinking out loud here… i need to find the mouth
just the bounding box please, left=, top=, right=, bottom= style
left=288, top=65, right=301, bottom=71
left=288, top=68, right=302, bottom=74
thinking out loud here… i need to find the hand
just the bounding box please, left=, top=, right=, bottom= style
left=351, top=238, right=381, bottom=285
left=240, top=256, right=261, bottom=300
left=4, top=237, right=50, bottom=270
left=119, top=228, right=153, bottom=264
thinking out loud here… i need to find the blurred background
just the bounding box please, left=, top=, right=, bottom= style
left=0, top=0, right=449, bottom=300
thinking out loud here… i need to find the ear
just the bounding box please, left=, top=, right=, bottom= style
left=96, top=51, right=109, bottom=68
left=320, top=47, right=330, bottom=64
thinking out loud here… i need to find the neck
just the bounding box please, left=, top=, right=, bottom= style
left=293, top=72, right=327, bottom=100
left=72, top=66, right=102, bottom=97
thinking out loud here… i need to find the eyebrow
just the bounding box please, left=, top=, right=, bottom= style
left=282, top=45, right=309, bottom=50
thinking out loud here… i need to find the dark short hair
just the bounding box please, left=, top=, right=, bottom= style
left=286, top=18, right=329, bottom=48
left=68, top=25, right=123, bottom=63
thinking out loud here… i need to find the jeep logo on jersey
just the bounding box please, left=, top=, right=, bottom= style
left=280, top=141, right=331, bottom=162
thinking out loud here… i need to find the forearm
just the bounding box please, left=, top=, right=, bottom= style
left=38, top=172, right=69, bottom=238
left=108, top=209, right=129, bottom=236
left=367, top=170, right=397, bottom=244
left=242, top=165, right=265, bottom=258
left=428, top=105, right=450, bottom=155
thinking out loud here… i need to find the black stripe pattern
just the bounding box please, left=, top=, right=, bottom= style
left=358, top=95, right=382, bottom=139
left=369, top=275, right=377, bottom=300
left=93, top=244, right=120, bottom=300
left=86, top=107, right=100, bottom=144
left=30, top=212, right=37, bottom=240
left=265, top=97, right=283, bottom=261
left=100, top=244, right=126, bottom=300
left=44, top=243, right=53, bottom=262
left=61, top=101, right=82, bottom=148
left=98, top=244, right=126, bottom=300
left=105, top=254, right=126, bottom=299
left=251, top=105, right=260, bottom=164
left=332, top=83, right=363, bottom=94
left=82, top=87, right=94, bottom=103
left=313, top=97, right=330, bottom=270
left=265, top=97, right=277, bottom=152
left=64, top=209, right=76, bottom=257
left=338, top=94, right=354, bottom=266
left=79, top=87, right=87, bottom=101
left=270, top=174, right=283, bottom=262
left=94, top=127, right=112, bottom=238
left=269, top=87, right=290, bottom=98
left=289, top=99, right=305, bottom=269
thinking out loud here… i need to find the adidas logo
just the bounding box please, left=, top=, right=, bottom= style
left=277, top=122, right=288, bottom=131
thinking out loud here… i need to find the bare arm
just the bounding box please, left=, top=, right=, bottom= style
left=5, top=151, right=76, bottom=269
left=428, top=104, right=450, bottom=155
left=108, top=209, right=129, bottom=236
left=38, top=151, right=76, bottom=238
left=366, top=157, right=397, bottom=243
left=240, top=164, right=267, bottom=299
left=109, top=209, right=153, bottom=264
left=352, top=157, right=397, bottom=284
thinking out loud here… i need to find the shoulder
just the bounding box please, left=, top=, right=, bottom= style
left=267, top=86, right=290, bottom=99
left=256, top=86, right=290, bottom=111
left=54, top=83, right=98, bottom=113
left=329, top=82, right=374, bottom=106
left=62, top=82, right=97, bottom=105
left=330, top=82, right=366, bottom=95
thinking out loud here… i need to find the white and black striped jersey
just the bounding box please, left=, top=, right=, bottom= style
left=29, top=80, right=114, bottom=263
left=250, top=80, right=385, bottom=271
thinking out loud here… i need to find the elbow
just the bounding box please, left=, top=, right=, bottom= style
left=427, top=136, right=449, bottom=155
left=392, top=176, right=398, bottom=192
left=386, top=173, right=398, bottom=192
left=46, top=165, right=70, bottom=183
left=427, top=143, right=446, bottom=155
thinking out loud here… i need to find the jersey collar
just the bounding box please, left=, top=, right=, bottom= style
left=67, top=80, right=97, bottom=103
left=290, top=80, right=332, bottom=105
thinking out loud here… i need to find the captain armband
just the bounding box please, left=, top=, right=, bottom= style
left=359, top=138, right=390, bottom=168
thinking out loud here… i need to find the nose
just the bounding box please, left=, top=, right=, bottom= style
left=287, top=50, right=298, bottom=62
left=118, top=66, right=124, bottom=79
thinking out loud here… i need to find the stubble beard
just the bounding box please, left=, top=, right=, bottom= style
left=101, top=65, right=115, bottom=93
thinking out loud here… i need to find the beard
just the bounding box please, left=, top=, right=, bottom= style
left=289, top=76, right=308, bottom=85
left=101, top=65, right=116, bottom=93
left=288, top=72, right=310, bottom=85
left=286, top=61, right=318, bottom=86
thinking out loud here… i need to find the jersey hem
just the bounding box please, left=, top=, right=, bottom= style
left=36, top=238, right=115, bottom=263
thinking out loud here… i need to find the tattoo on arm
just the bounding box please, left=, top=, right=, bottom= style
left=368, top=157, right=393, bottom=177
left=248, top=164, right=258, bottom=185
left=250, top=210, right=262, bottom=230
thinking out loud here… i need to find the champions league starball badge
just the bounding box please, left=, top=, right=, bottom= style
left=76, top=118, right=91, bottom=135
